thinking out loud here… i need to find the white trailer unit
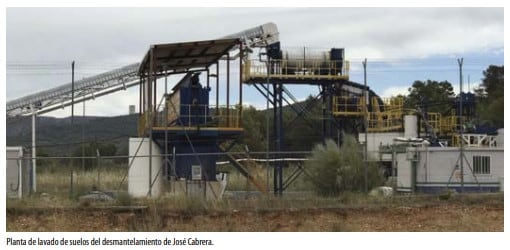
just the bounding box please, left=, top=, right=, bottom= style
left=359, top=132, right=404, bottom=160
left=397, top=146, right=504, bottom=193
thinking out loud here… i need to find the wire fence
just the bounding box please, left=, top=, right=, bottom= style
left=5, top=152, right=298, bottom=199
left=6, top=147, right=386, bottom=201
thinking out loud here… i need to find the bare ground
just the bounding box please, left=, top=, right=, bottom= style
left=6, top=194, right=503, bottom=232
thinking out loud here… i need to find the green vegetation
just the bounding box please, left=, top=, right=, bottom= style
left=305, top=136, right=384, bottom=196
left=403, top=65, right=504, bottom=129
left=405, top=79, right=455, bottom=112
left=475, top=65, right=504, bottom=128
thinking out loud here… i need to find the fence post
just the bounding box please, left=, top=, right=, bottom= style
left=69, top=169, right=74, bottom=199
left=96, top=149, right=101, bottom=189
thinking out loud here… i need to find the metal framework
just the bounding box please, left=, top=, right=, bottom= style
left=137, top=37, right=274, bottom=195
left=7, top=63, right=140, bottom=117
left=243, top=53, right=357, bottom=194
left=6, top=23, right=279, bottom=118
left=6, top=22, right=283, bottom=197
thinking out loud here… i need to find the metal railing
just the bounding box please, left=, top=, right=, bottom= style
left=243, top=59, right=350, bottom=81
left=333, top=96, right=406, bottom=132
left=138, top=104, right=242, bottom=135
left=155, top=104, right=241, bottom=128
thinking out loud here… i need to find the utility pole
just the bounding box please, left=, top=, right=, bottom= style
left=363, top=58, right=368, bottom=194
left=458, top=58, right=464, bottom=193
left=71, top=61, right=75, bottom=124
left=82, top=99, right=85, bottom=171
left=468, top=75, right=470, bottom=93
left=31, top=103, right=37, bottom=193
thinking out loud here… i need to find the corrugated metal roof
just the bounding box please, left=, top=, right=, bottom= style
left=138, top=38, right=240, bottom=75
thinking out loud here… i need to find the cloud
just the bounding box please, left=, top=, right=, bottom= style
left=44, top=87, right=139, bottom=117
left=380, top=86, right=410, bottom=98
left=6, top=7, right=503, bottom=117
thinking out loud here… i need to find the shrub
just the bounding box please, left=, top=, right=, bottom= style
left=305, top=135, right=383, bottom=196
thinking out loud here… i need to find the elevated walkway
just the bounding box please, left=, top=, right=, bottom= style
left=138, top=104, right=244, bottom=139
left=243, top=59, right=349, bottom=84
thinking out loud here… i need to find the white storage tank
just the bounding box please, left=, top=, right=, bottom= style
left=404, top=115, right=418, bottom=139
left=128, top=138, right=163, bottom=197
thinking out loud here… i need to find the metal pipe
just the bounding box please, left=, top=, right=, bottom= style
left=277, top=83, right=283, bottom=195
left=216, top=62, right=219, bottom=113
left=273, top=83, right=278, bottom=194
left=82, top=100, right=85, bottom=171
left=139, top=76, right=142, bottom=115
left=265, top=60, right=271, bottom=195
left=148, top=48, right=154, bottom=197
left=227, top=53, right=230, bottom=126
left=363, top=58, right=368, bottom=194
left=206, top=68, right=210, bottom=89
left=164, top=72, right=168, bottom=180
left=7, top=150, right=312, bottom=160
left=458, top=58, right=464, bottom=193
left=31, top=104, right=36, bottom=193
left=322, top=84, right=326, bottom=143
left=154, top=73, right=157, bottom=113
left=239, top=42, right=243, bottom=126
left=71, top=61, right=75, bottom=124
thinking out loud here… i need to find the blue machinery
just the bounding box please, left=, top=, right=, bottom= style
left=7, top=22, right=498, bottom=197
left=137, top=38, right=248, bottom=187
left=7, top=22, right=384, bottom=196
left=136, top=23, right=379, bottom=196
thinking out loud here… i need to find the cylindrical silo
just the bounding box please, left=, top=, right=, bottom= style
left=404, top=115, right=418, bottom=138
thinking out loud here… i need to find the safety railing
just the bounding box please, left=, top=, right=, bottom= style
left=153, top=104, right=241, bottom=129
left=439, top=115, right=459, bottom=135
left=381, top=96, right=404, bottom=111
left=332, top=96, right=365, bottom=116
left=422, top=112, right=441, bottom=134
left=243, top=59, right=350, bottom=81
left=333, top=95, right=405, bottom=132
left=451, top=133, right=498, bottom=147
left=368, top=110, right=404, bottom=132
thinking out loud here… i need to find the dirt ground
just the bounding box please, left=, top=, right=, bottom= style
left=6, top=194, right=503, bottom=232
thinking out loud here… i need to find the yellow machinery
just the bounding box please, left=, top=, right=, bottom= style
left=332, top=95, right=465, bottom=138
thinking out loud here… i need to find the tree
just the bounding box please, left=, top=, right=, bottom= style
left=284, top=95, right=323, bottom=151
left=405, top=80, right=455, bottom=113
left=238, top=106, right=267, bottom=152
left=475, top=65, right=504, bottom=128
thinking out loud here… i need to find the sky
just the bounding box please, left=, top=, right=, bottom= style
left=5, top=7, right=504, bottom=117
left=1, top=3, right=509, bottom=248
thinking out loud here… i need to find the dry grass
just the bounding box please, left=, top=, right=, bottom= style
left=222, top=162, right=311, bottom=192
left=36, top=164, right=128, bottom=200
left=7, top=162, right=504, bottom=232
left=6, top=192, right=503, bottom=232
